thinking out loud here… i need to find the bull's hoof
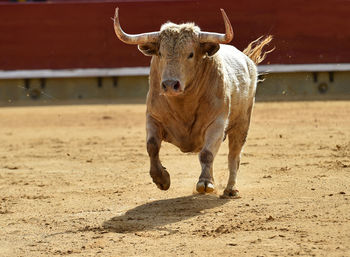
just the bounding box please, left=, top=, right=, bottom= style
left=196, top=180, right=215, bottom=194
left=150, top=167, right=170, bottom=191
left=220, top=189, right=240, bottom=199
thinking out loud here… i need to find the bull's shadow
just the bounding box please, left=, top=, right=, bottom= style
left=103, top=194, right=229, bottom=233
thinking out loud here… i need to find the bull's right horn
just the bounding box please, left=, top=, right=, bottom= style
left=113, top=8, right=160, bottom=45
left=199, top=9, right=234, bottom=44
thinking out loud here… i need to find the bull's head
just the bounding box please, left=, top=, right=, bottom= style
left=113, top=8, right=233, bottom=96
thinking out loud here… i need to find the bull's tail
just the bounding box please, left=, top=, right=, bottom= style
left=243, top=35, right=274, bottom=65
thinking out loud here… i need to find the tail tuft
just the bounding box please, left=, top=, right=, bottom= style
left=243, top=35, right=274, bottom=65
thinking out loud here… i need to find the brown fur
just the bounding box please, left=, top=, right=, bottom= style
left=200, top=150, right=214, bottom=164
left=115, top=9, right=274, bottom=195
left=142, top=22, right=272, bottom=195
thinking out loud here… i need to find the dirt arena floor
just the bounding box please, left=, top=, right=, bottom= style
left=0, top=101, right=349, bottom=256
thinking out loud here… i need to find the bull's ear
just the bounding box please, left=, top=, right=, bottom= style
left=200, top=43, right=220, bottom=56
left=138, top=43, right=158, bottom=56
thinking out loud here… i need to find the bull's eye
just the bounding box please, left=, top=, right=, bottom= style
left=159, top=51, right=162, bottom=57
left=188, top=52, right=194, bottom=59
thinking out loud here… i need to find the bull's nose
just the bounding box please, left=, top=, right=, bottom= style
left=161, top=80, right=180, bottom=91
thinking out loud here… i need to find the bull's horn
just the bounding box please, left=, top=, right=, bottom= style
left=113, top=7, right=160, bottom=45
left=199, top=9, right=234, bottom=44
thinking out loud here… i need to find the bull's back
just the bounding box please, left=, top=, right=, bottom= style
left=217, top=44, right=257, bottom=92
left=217, top=44, right=258, bottom=126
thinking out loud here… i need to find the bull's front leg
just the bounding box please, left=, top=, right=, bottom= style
left=146, top=114, right=170, bottom=190
left=196, top=116, right=226, bottom=194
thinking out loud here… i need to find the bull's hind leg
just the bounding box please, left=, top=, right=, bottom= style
left=223, top=108, right=253, bottom=198
left=222, top=131, right=245, bottom=198
left=196, top=117, right=225, bottom=194
left=146, top=115, right=170, bottom=190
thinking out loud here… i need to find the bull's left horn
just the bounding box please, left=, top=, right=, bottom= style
left=113, top=7, right=160, bottom=45
left=199, top=9, right=234, bottom=44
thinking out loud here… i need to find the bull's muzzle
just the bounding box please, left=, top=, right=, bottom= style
left=161, top=79, right=182, bottom=96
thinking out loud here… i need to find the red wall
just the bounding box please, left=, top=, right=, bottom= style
left=0, top=0, right=349, bottom=70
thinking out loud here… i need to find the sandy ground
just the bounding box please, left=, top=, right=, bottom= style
left=0, top=101, right=349, bottom=257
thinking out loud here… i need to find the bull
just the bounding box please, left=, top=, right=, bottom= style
left=113, top=8, right=272, bottom=197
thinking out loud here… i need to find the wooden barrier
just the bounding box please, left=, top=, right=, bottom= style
left=0, top=0, right=349, bottom=71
